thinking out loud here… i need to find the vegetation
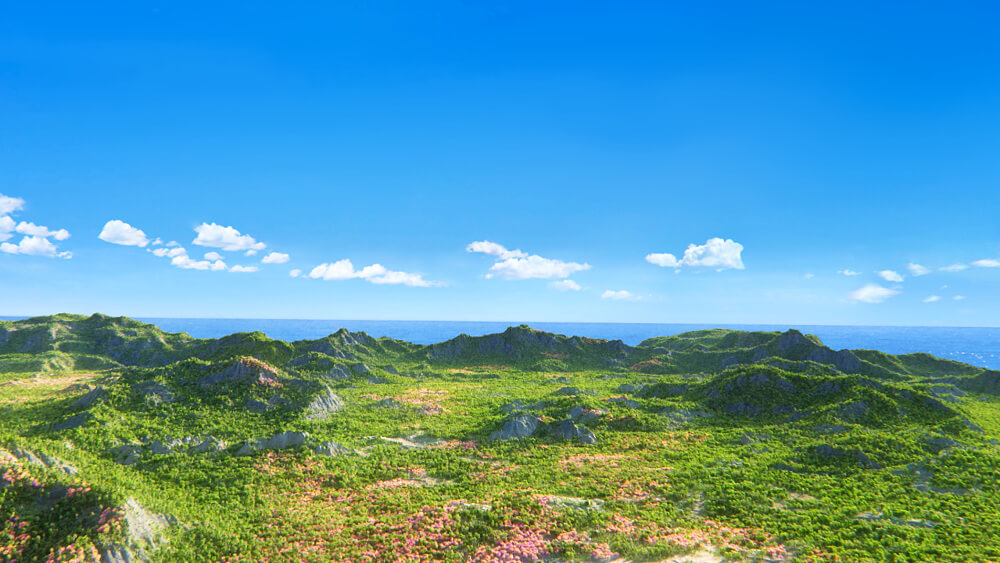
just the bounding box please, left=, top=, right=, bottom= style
left=1, top=314, right=999, bottom=561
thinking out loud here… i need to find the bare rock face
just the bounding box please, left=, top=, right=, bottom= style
left=100, top=497, right=176, bottom=562
left=134, top=382, right=174, bottom=405
left=53, top=412, right=93, bottom=431
left=74, top=385, right=108, bottom=409
left=314, top=441, right=359, bottom=457
left=304, top=388, right=346, bottom=420
left=191, top=437, right=226, bottom=454
left=489, top=414, right=541, bottom=441
left=236, top=431, right=310, bottom=456
left=200, top=357, right=281, bottom=386
left=545, top=419, right=597, bottom=445
left=7, top=446, right=78, bottom=475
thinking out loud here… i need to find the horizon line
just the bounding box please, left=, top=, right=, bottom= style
left=2, top=313, right=999, bottom=331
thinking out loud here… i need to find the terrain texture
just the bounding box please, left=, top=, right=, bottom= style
left=2, top=314, right=1000, bottom=562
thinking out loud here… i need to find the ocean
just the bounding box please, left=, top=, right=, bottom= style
left=127, top=318, right=1000, bottom=371
left=4, top=316, right=998, bottom=371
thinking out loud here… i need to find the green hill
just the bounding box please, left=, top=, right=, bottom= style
left=1, top=315, right=999, bottom=562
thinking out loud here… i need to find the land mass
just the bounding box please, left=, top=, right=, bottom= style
left=1, top=314, right=999, bottom=562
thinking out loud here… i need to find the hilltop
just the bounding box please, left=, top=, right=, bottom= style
left=1, top=314, right=999, bottom=562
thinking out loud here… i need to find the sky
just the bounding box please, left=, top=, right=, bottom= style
left=2, top=1, right=1000, bottom=325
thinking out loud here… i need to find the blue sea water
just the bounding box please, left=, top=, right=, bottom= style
left=3, top=316, right=998, bottom=370
left=126, top=318, right=1000, bottom=371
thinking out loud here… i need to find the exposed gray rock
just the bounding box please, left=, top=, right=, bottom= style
left=314, top=441, right=358, bottom=457
left=606, top=396, right=640, bottom=408
left=304, top=388, right=346, bottom=420
left=323, top=365, right=353, bottom=381
left=382, top=365, right=400, bottom=375
left=245, top=399, right=269, bottom=413
left=252, top=431, right=309, bottom=450
left=200, top=358, right=280, bottom=386
left=616, top=383, right=644, bottom=394
left=837, top=401, right=870, bottom=423
left=8, top=447, right=78, bottom=475
left=567, top=405, right=604, bottom=423
left=366, top=376, right=388, bottom=384
left=351, top=362, right=371, bottom=375
left=267, top=394, right=291, bottom=408
left=134, top=382, right=174, bottom=405
left=545, top=420, right=597, bottom=445
left=737, top=432, right=770, bottom=445
left=53, top=412, right=93, bottom=431
left=924, top=435, right=960, bottom=452
left=149, top=441, right=173, bottom=455
left=191, top=437, right=226, bottom=454
left=724, top=402, right=761, bottom=417
left=489, top=414, right=541, bottom=441
left=74, top=386, right=108, bottom=409
left=109, top=444, right=143, bottom=465
left=376, top=398, right=404, bottom=409
left=553, top=386, right=585, bottom=396
left=815, top=381, right=843, bottom=395
left=813, top=444, right=881, bottom=469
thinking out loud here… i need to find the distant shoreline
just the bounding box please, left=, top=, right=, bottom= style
left=3, top=315, right=999, bottom=370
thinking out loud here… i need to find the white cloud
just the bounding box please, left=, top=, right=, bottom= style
left=971, top=259, right=1000, bottom=268
left=171, top=254, right=227, bottom=271
left=601, top=289, right=641, bottom=301
left=308, top=259, right=440, bottom=287
left=261, top=252, right=290, bottom=264
left=922, top=295, right=941, bottom=303
left=939, top=264, right=967, bottom=272
left=468, top=240, right=590, bottom=280
left=848, top=284, right=900, bottom=304
left=192, top=222, right=266, bottom=253
left=487, top=254, right=591, bottom=280
left=954, top=295, right=966, bottom=301
left=549, top=279, right=582, bottom=291
left=204, top=251, right=225, bottom=261
left=0, top=194, right=25, bottom=215
left=837, top=269, right=860, bottom=276
left=907, top=263, right=931, bottom=277
left=289, top=268, right=302, bottom=278
left=645, top=253, right=679, bottom=268
left=153, top=247, right=186, bottom=258
left=229, top=265, right=258, bottom=273
left=15, top=221, right=70, bottom=241
left=151, top=238, right=163, bottom=246
left=466, top=240, right=527, bottom=260
left=166, top=240, right=181, bottom=247
left=877, top=270, right=904, bottom=282
left=0, top=236, right=72, bottom=259
left=0, top=216, right=14, bottom=242
left=647, top=238, right=745, bottom=271
left=99, top=220, right=149, bottom=247
left=803, top=273, right=815, bottom=279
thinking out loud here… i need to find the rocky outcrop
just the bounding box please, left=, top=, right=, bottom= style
left=489, top=414, right=597, bottom=444
left=304, top=388, right=345, bottom=420
left=74, top=386, right=107, bottom=409
left=314, top=441, right=360, bottom=457
left=200, top=357, right=280, bottom=386
left=53, top=412, right=93, bottom=431
left=134, top=382, right=174, bottom=405
left=489, top=414, right=541, bottom=441
left=236, top=431, right=309, bottom=455
left=7, top=446, right=78, bottom=474
left=545, top=420, right=597, bottom=444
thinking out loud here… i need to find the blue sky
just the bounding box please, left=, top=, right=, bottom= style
left=2, top=1, right=999, bottom=324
